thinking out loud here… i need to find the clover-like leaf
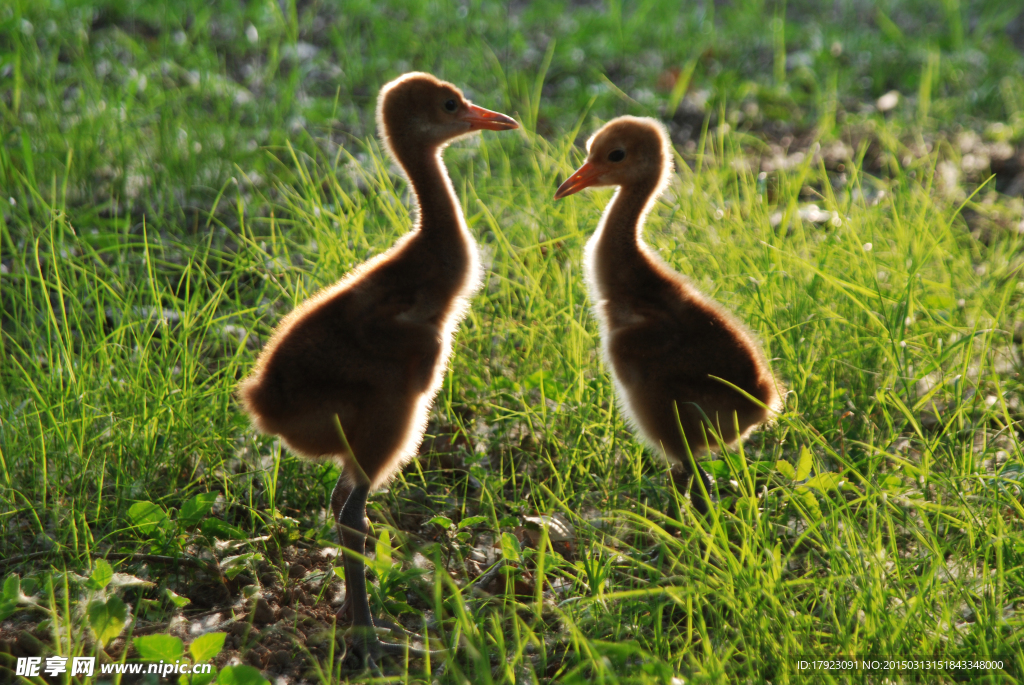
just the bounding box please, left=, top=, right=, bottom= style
left=129, top=501, right=170, bottom=537
left=500, top=532, right=521, bottom=562
left=775, top=459, right=797, bottom=481
left=179, top=492, right=219, bottom=529
left=457, top=515, right=488, bottom=529
left=794, top=487, right=822, bottom=523
left=426, top=516, right=453, bottom=529
left=88, top=559, right=114, bottom=591
left=805, top=472, right=844, bottom=492
left=134, top=633, right=184, bottom=662
left=0, top=575, right=20, bottom=621
left=189, top=632, right=226, bottom=663
left=216, top=665, right=270, bottom=685
left=88, top=596, right=128, bottom=646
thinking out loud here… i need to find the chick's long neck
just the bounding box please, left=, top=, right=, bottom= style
left=590, top=176, right=662, bottom=302
left=398, top=144, right=470, bottom=248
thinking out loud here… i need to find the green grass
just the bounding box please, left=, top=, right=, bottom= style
left=2, top=0, right=1024, bottom=683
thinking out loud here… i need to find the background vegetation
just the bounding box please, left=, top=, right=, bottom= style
left=1, top=0, right=1023, bottom=682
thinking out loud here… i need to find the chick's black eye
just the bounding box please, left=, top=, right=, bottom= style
left=443, top=99, right=458, bottom=112
left=608, top=149, right=626, bottom=162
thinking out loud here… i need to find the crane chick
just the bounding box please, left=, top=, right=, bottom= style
left=239, top=72, right=517, bottom=667
left=555, top=116, right=781, bottom=514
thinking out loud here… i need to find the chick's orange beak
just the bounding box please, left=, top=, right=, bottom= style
left=554, top=161, right=601, bottom=200
left=459, top=104, right=519, bottom=131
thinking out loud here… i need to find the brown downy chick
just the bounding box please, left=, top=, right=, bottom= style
left=555, top=116, right=781, bottom=514
left=239, top=72, right=517, bottom=667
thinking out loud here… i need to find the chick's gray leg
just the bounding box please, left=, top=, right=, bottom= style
left=331, top=476, right=356, bottom=622
left=335, top=473, right=451, bottom=669
left=670, top=463, right=717, bottom=517
left=338, top=481, right=380, bottom=668
left=689, top=464, right=718, bottom=517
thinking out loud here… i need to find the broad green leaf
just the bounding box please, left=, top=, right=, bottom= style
left=89, top=559, right=114, bottom=590
left=135, top=633, right=185, bottom=662
left=190, top=632, right=227, bottom=663
left=794, top=488, right=822, bottom=523
left=0, top=574, right=19, bottom=621
left=426, top=516, right=453, bottom=529
left=705, top=459, right=730, bottom=479
left=457, top=515, right=488, bottom=529
left=137, top=597, right=162, bottom=616
left=775, top=460, right=797, bottom=481
left=805, top=472, right=844, bottom=492
left=201, top=519, right=248, bottom=540
left=179, top=493, right=219, bottom=528
left=723, top=447, right=745, bottom=472
left=216, top=665, right=270, bottom=685
left=20, top=577, right=38, bottom=596
left=166, top=588, right=191, bottom=608
left=795, top=446, right=813, bottom=481
left=129, top=501, right=169, bottom=536
left=2, top=574, right=19, bottom=602
left=88, top=596, right=128, bottom=646
left=500, top=532, right=521, bottom=562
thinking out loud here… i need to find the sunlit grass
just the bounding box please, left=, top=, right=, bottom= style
left=4, top=113, right=1022, bottom=682
left=2, top=0, right=1024, bottom=683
